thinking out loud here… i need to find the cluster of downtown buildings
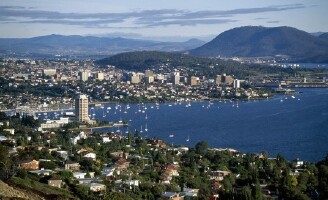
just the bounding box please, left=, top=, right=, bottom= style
left=0, top=58, right=249, bottom=112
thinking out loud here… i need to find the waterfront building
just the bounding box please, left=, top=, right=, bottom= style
left=189, top=76, right=199, bottom=86
left=233, top=79, right=241, bottom=89
left=75, top=94, right=89, bottom=122
left=216, top=75, right=222, bottom=86
left=222, top=74, right=234, bottom=86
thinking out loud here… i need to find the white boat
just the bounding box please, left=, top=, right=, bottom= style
left=107, top=106, right=111, bottom=110
left=145, top=114, right=148, bottom=119
left=145, top=124, right=148, bottom=132
left=186, top=136, right=190, bottom=142
left=140, top=125, right=143, bottom=133
left=291, top=95, right=296, bottom=99
left=169, top=134, right=174, bottom=138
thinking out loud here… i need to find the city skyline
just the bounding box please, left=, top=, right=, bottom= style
left=0, top=0, right=327, bottom=41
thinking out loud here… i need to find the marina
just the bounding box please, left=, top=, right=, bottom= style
left=34, top=88, right=328, bottom=162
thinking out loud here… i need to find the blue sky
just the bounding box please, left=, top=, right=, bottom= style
left=0, top=0, right=327, bottom=41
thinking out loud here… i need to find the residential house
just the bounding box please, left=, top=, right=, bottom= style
left=19, top=159, right=39, bottom=170
left=48, top=177, right=63, bottom=188
left=85, top=183, right=106, bottom=192
left=165, top=163, right=180, bottom=177
left=56, top=150, right=68, bottom=160
left=73, top=172, right=87, bottom=179
left=65, top=160, right=80, bottom=171
left=161, top=192, right=184, bottom=200
left=182, top=188, right=199, bottom=197
left=29, top=169, right=53, bottom=176
left=115, top=158, right=130, bottom=171
left=73, top=172, right=95, bottom=179
left=208, top=170, right=231, bottom=181
left=102, top=167, right=116, bottom=180
left=110, top=151, right=128, bottom=159
left=77, top=178, right=102, bottom=185
left=82, top=152, right=96, bottom=160
left=292, top=159, right=304, bottom=167
left=102, top=137, right=112, bottom=143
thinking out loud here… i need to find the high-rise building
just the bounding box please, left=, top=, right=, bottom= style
left=79, top=70, right=89, bottom=82
left=171, top=72, right=180, bottom=85
left=75, top=94, right=89, bottom=122
left=233, top=79, right=240, bottom=89
left=96, top=72, right=104, bottom=81
left=216, top=75, right=222, bottom=86
left=189, top=76, right=198, bottom=86
left=145, top=70, right=154, bottom=77
left=144, top=70, right=154, bottom=84
left=131, top=74, right=140, bottom=84
left=222, top=74, right=234, bottom=86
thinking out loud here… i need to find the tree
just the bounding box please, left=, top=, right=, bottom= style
left=39, top=161, right=57, bottom=170
left=195, top=141, right=209, bottom=155
left=241, top=186, right=252, bottom=200
left=80, top=159, right=94, bottom=171
left=0, top=145, right=16, bottom=180
left=318, top=165, right=328, bottom=199
left=252, top=180, right=263, bottom=200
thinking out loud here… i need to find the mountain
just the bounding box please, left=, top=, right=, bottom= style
left=311, top=32, right=326, bottom=37
left=190, top=26, right=328, bottom=62
left=319, top=33, right=328, bottom=40
left=0, top=35, right=205, bottom=56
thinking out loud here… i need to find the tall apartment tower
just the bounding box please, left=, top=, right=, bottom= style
left=216, top=75, right=222, bottom=86
left=79, top=70, right=89, bottom=82
left=171, top=72, right=180, bottom=85
left=75, top=94, right=89, bottom=122
left=233, top=79, right=240, bottom=89
left=189, top=76, right=198, bottom=86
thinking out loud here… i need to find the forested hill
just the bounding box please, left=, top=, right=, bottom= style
left=95, top=51, right=322, bottom=77
left=190, top=26, right=328, bottom=63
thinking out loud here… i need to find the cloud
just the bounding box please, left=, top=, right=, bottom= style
left=144, top=19, right=237, bottom=27
left=0, top=4, right=305, bottom=28
left=267, top=20, right=280, bottom=24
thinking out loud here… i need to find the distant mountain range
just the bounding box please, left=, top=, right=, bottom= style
left=0, top=35, right=205, bottom=56
left=0, top=26, right=327, bottom=63
left=190, top=26, right=328, bottom=63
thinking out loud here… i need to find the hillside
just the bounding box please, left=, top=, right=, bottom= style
left=96, top=51, right=318, bottom=77
left=0, top=35, right=205, bottom=56
left=319, top=33, right=328, bottom=40
left=0, top=180, right=43, bottom=200
left=190, top=26, right=328, bottom=62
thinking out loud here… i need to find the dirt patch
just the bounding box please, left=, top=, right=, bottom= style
left=0, top=180, right=43, bottom=200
